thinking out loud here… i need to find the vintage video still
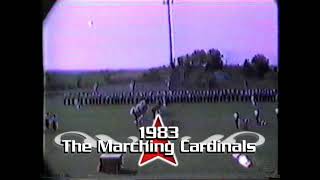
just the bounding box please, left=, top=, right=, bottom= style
left=42, top=0, right=279, bottom=179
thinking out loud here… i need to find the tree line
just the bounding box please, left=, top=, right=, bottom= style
left=175, top=48, right=275, bottom=78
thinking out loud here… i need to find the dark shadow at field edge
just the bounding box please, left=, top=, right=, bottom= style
left=119, top=168, right=138, bottom=175
left=41, top=159, right=54, bottom=178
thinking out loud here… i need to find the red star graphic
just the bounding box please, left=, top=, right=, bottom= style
left=138, top=114, right=178, bottom=167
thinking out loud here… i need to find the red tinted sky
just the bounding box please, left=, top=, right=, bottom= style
left=43, top=0, right=278, bottom=70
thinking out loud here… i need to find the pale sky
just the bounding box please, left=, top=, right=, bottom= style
left=43, top=0, right=278, bottom=70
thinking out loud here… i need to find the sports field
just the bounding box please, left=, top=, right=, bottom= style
left=44, top=92, right=278, bottom=179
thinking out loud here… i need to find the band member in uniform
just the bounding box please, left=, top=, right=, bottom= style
left=130, top=107, right=139, bottom=129
left=234, top=112, right=240, bottom=129
left=45, top=112, right=51, bottom=129
left=152, top=101, right=162, bottom=119
left=129, top=80, right=136, bottom=95
left=254, top=109, right=260, bottom=125
left=251, top=95, right=256, bottom=107
left=254, top=109, right=266, bottom=126
left=93, top=82, right=99, bottom=94
left=166, top=78, right=171, bottom=91
left=244, top=80, right=248, bottom=89
left=242, top=118, right=250, bottom=130
left=52, top=114, right=58, bottom=131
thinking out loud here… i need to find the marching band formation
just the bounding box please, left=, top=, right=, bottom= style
left=63, top=88, right=278, bottom=107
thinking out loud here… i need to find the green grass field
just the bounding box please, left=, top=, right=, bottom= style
left=44, top=94, right=278, bottom=179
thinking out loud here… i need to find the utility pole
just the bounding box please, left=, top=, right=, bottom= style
left=164, top=0, right=175, bottom=69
